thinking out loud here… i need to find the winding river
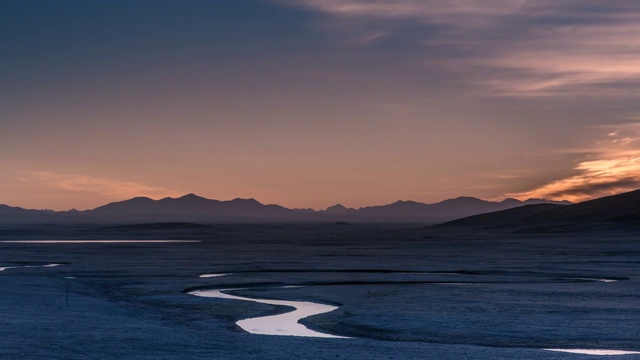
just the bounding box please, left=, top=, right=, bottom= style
left=190, top=270, right=639, bottom=356
left=190, top=288, right=348, bottom=338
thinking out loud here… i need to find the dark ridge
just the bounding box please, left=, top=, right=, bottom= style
left=432, top=203, right=561, bottom=229
left=432, top=188, right=640, bottom=232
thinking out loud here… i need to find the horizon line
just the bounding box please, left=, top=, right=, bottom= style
left=0, top=192, right=573, bottom=213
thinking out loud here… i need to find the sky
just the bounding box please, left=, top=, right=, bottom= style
left=2, top=0, right=640, bottom=210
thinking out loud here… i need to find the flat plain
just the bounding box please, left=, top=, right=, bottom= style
left=1, top=223, right=638, bottom=359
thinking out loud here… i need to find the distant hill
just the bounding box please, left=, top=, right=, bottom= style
left=321, top=204, right=356, bottom=215
left=351, top=197, right=569, bottom=222
left=433, top=189, right=640, bottom=232
left=89, top=193, right=295, bottom=222
left=0, top=194, right=569, bottom=224
left=0, top=204, right=89, bottom=224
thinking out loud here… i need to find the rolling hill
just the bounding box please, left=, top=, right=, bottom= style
left=433, top=189, right=640, bottom=232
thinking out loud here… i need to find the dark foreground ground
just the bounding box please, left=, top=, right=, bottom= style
left=0, top=223, right=639, bottom=359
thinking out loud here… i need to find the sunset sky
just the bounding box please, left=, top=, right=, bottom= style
left=2, top=0, right=640, bottom=210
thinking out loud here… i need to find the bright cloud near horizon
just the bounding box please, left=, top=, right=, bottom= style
left=2, top=0, right=640, bottom=210
left=510, top=122, right=640, bottom=202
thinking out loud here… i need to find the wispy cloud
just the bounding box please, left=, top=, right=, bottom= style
left=513, top=158, right=640, bottom=202
left=284, top=0, right=528, bottom=26
left=19, top=171, right=180, bottom=200
left=356, top=31, right=390, bottom=45
left=281, top=1, right=640, bottom=98
left=510, top=123, right=640, bottom=202
left=479, top=22, right=640, bottom=97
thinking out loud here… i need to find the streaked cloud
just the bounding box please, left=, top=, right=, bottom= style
left=481, top=23, right=640, bottom=97
left=284, top=0, right=528, bottom=25
left=511, top=124, right=640, bottom=202
left=514, top=158, right=640, bottom=202
left=19, top=171, right=180, bottom=200
left=282, top=0, right=640, bottom=98
left=356, top=31, right=390, bottom=45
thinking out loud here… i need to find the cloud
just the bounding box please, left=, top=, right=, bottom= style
left=514, top=158, right=640, bottom=202
left=283, top=0, right=528, bottom=26
left=543, top=177, right=640, bottom=199
left=280, top=1, right=640, bottom=98
left=19, top=171, right=181, bottom=200
left=357, top=31, right=390, bottom=44
left=510, top=124, right=640, bottom=202
left=478, top=22, right=640, bottom=97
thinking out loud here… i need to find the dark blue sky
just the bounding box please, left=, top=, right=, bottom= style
left=2, top=0, right=640, bottom=210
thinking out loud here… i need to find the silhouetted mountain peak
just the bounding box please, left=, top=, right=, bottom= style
left=328, top=203, right=347, bottom=210
left=91, top=196, right=156, bottom=213
left=172, top=193, right=211, bottom=204
left=325, top=204, right=355, bottom=214
left=129, top=196, right=154, bottom=202
left=392, top=200, right=421, bottom=205
left=500, top=198, right=523, bottom=205
left=523, top=198, right=572, bottom=205
left=228, top=198, right=262, bottom=205
left=0, top=204, right=28, bottom=212
left=179, top=193, right=205, bottom=200
left=454, top=196, right=479, bottom=200
left=447, top=196, right=484, bottom=203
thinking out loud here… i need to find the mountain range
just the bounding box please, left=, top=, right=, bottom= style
left=0, top=194, right=569, bottom=224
